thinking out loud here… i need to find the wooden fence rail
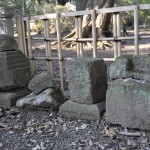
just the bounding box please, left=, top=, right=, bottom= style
left=16, top=4, right=150, bottom=91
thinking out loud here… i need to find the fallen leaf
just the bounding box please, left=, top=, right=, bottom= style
left=80, top=124, right=87, bottom=129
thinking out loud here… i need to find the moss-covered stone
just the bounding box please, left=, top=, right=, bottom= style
left=106, top=78, right=150, bottom=130
left=109, top=54, right=150, bottom=82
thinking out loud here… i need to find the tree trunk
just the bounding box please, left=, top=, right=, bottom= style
left=76, top=0, right=116, bottom=38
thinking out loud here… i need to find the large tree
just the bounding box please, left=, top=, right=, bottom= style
left=76, top=0, right=116, bottom=38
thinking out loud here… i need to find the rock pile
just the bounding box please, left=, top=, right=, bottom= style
left=60, top=58, right=107, bottom=120
left=16, top=72, right=65, bottom=110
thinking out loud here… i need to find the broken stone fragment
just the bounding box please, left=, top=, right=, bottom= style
left=28, top=72, right=55, bottom=95
left=16, top=87, right=65, bottom=110
left=0, top=34, right=18, bottom=51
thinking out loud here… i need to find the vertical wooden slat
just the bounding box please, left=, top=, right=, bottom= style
left=78, top=16, right=83, bottom=57
left=26, top=17, right=34, bottom=76
left=134, top=5, right=139, bottom=55
left=56, top=13, right=64, bottom=91
left=75, top=17, right=80, bottom=57
left=117, top=12, right=121, bottom=57
left=22, top=19, right=28, bottom=57
left=46, top=19, right=54, bottom=78
left=92, top=9, right=97, bottom=58
left=16, top=16, right=25, bottom=54
left=43, top=19, right=51, bottom=74
left=113, top=13, right=118, bottom=59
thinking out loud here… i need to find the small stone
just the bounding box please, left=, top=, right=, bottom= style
left=28, top=72, right=55, bottom=94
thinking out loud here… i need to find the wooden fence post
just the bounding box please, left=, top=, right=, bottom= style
left=26, top=17, right=34, bottom=76
left=117, top=12, right=121, bottom=56
left=92, top=9, right=97, bottom=58
left=56, top=13, right=64, bottom=91
left=113, top=13, right=118, bottom=59
left=16, top=16, right=25, bottom=54
left=43, top=19, right=54, bottom=77
left=134, top=5, right=139, bottom=55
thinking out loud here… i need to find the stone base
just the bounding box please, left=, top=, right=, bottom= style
left=59, top=100, right=105, bottom=120
left=106, top=79, right=150, bottom=130
left=0, top=88, right=30, bottom=107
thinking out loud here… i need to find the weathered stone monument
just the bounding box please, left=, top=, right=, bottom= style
left=59, top=58, right=107, bottom=120
left=106, top=54, right=150, bottom=130
left=0, top=34, right=31, bottom=107
left=0, top=7, right=15, bottom=36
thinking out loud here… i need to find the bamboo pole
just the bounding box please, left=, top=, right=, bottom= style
left=16, top=16, right=25, bottom=54
left=134, top=5, right=139, bottom=55
left=56, top=13, right=64, bottom=91
left=22, top=19, right=28, bottom=57
left=78, top=16, right=83, bottom=57
left=117, top=12, right=121, bottom=57
left=46, top=19, right=54, bottom=78
left=92, top=9, right=97, bottom=58
left=113, top=13, right=118, bottom=59
left=75, top=17, right=80, bottom=57
left=43, top=19, right=53, bottom=77
left=26, top=17, right=34, bottom=76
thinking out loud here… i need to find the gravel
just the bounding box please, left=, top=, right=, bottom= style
left=1, top=106, right=150, bottom=150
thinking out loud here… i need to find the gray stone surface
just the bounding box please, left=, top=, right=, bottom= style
left=65, top=58, right=107, bottom=104
left=0, top=50, right=31, bottom=90
left=0, top=7, right=15, bottom=36
left=28, top=72, right=55, bottom=95
left=0, top=34, right=18, bottom=51
left=109, top=54, right=150, bottom=82
left=16, top=87, right=65, bottom=110
left=106, top=78, right=150, bottom=130
left=109, top=55, right=133, bottom=80
left=59, top=100, right=105, bottom=120
left=0, top=88, right=30, bottom=107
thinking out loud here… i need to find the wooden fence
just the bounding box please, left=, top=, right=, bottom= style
left=16, top=4, right=150, bottom=91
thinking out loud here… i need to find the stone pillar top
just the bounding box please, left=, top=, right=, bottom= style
left=0, top=7, right=15, bottom=17
left=0, top=34, right=18, bottom=51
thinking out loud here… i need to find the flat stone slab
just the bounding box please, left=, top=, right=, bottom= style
left=106, top=78, right=150, bottom=130
left=65, top=58, right=107, bottom=104
left=0, top=50, right=31, bottom=90
left=109, top=54, right=150, bottom=82
left=59, top=100, right=105, bottom=120
left=0, top=34, right=18, bottom=51
left=0, top=88, right=30, bottom=107
left=28, top=72, right=54, bottom=94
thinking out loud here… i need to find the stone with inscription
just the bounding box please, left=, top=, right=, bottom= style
left=65, top=58, right=107, bottom=104
left=0, top=50, right=31, bottom=90
left=59, top=100, right=105, bottom=120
